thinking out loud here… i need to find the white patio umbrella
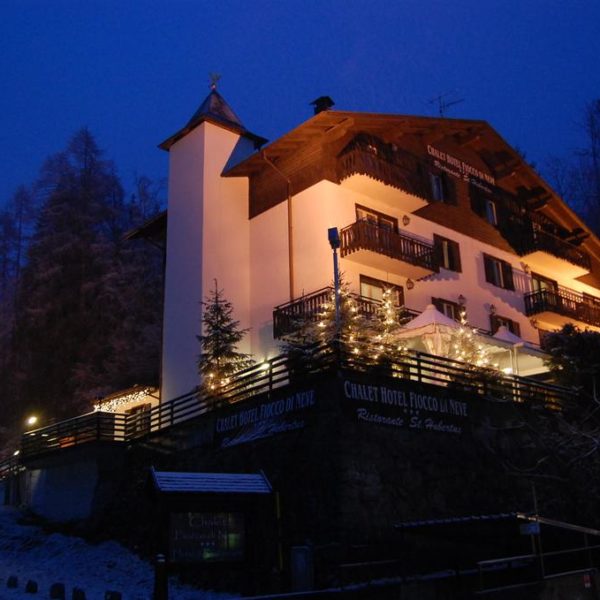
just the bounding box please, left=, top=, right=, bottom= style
left=395, top=304, right=459, bottom=356
left=488, top=325, right=548, bottom=376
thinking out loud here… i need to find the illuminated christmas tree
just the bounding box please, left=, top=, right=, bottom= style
left=448, top=308, right=498, bottom=370
left=368, top=286, right=409, bottom=364
left=197, top=281, right=254, bottom=394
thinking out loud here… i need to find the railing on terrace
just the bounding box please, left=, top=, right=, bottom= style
left=273, top=287, right=419, bottom=339
left=340, top=220, right=439, bottom=273
left=525, top=286, right=600, bottom=328
left=336, top=141, right=424, bottom=197
left=0, top=454, right=22, bottom=479
left=21, top=411, right=127, bottom=459
left=505, top=225, right=591, bottom=272
left=16, top=343, right=578, bottom=461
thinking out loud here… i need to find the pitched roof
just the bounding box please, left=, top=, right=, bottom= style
left=159, top=88, right=267, bottom=151
left=151, top=468, right=272, bottom=495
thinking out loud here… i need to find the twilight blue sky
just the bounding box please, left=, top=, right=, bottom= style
left=1, top=0, right=600, bottom=206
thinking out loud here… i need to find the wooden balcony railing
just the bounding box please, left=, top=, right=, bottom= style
left=337, top=145, right=422, bottom=197
left=13, top=341, right=580, bottom=463
left=340, top=220, right=438, bottom=273
left=273, top=287, right=419, bottom=339
left=525, top=286, right=600, bottom=328
left=504, top=225, right=591, bottom=272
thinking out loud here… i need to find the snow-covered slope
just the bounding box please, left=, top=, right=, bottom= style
left=0, top=506, right=237, bottom=600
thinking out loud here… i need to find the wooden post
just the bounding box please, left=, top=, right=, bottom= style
left=153, top=554, right=168, bottom=600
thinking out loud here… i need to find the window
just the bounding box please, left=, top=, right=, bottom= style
left=490, top=314, right=521, bottom=337
left=431, top=174, right=444, bottom=202
left=531, top=273, right=557, bottom=294
left=360, top=275, right=404, bottom=306
left=485, top=199, right=498, bottom=226
left=433, top=234, right=461, bottom=272
left=429, top=172, right=456, bottom=205
left=470, top=184, right=499, bottom=225
left=355, top=205, right=397, bottom=231
left=432, top=297, right=462, bottom=321
left=483, top=254, right=515, bottom=290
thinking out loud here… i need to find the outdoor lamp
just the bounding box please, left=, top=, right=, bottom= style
left=328, top=227, right=340, bottom=250
left=328, top=227, right=341, bottom=336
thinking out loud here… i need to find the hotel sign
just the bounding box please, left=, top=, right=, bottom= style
left=343, top=379, right=469, bottom=434
left=427, top=145, right=495, bottom=187
left=215, top=389, right=316, bottom=448
left=170, top=512, right=245, bottom=563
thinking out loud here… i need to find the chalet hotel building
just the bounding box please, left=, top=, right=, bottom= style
left=159, top=89, right=598, bottom=401
left=12, top=87, right=600, bottom=596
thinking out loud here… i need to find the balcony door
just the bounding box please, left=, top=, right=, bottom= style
left=360, top=275, right=404, bottom=307
left=531, top=273, right=559, bottom=312
left=355, top=205, right=398, bottom=254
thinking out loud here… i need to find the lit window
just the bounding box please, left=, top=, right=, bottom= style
left=360, top=275, right=403, bottom=306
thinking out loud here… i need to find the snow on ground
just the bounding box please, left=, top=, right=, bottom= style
left=0, top=506, right=238, bottom=600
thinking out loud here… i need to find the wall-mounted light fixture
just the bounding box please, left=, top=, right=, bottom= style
left=489, top=304, right=496, bottom=315
left=521, top=262, right=531, bottom=274
left=402, top=215, right=410, bottom=227
left=458, top=294, right=466, bottom=306
left=406, top=278, right=415, bottom=290
left=529, top=318, right=538, bottom=328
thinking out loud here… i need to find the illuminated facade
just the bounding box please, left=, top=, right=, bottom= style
left=159, top=88, right=600, bottom=402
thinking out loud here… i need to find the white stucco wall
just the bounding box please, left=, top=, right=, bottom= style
left=161, top=122, right=254, bottom=402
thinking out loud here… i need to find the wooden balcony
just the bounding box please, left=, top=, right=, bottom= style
left=340, top=220, right=439, bottom=279
left=511, top=228, right=591, bottom=279
left=272, top=286, right=419, bottom=340
left=337, top=146, right=429, bottom=211
left=524, top=287, right=600, bottom=332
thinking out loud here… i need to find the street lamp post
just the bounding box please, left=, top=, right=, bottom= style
left=327, top=227, right=341, bottom=339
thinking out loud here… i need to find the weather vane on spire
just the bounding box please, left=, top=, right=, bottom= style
left=209, top=73, right=221, bottom=90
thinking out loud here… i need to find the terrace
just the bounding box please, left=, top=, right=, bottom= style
left=12, top=342, right=577, bottom=463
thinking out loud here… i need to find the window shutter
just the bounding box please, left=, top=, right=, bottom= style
left=490, top=315, right=499, bottom=335
left=442, top=174, right=457, bottom=205
left=451, top=241, right=462, bottom=273
left=470, top=185, right=486, bottom=216
left=483, top=255, right=494, bottom=284
left=501, top=261, right=515, bottom=290
left=431, top=297, right=443, bottom=312
left=512, top=321, right=521, bottom=337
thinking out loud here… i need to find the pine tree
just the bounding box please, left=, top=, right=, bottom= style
left=11, top=129, right=163, bottom=422
left=448, top=307, right=498, bottom=369
left=368, top=286, right=410, bottom=364
left=197, top=281, right=253, bottom=394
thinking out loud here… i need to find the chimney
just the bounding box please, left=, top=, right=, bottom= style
left=310, top=96, right=335, bottom=115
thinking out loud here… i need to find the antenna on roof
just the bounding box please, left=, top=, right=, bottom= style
left=429, top=91, right=464, bottom=117
left=209, top=72, right=221, bottom=90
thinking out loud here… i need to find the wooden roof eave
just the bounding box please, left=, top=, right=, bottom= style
left=223, top=110, right=489, bottom=178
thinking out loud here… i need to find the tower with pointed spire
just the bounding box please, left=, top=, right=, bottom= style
left=159, top=82, right=265, bottom=401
